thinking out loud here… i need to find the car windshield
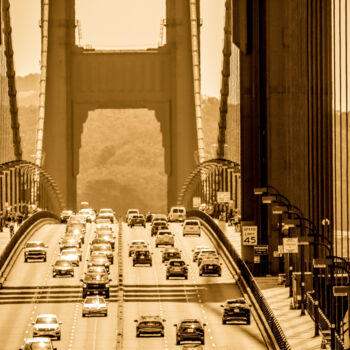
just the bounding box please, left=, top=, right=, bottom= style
left=36, top=316, right=57, bottom=324
left=169, top=261, right=185, bottom=266
left=139, top=321, right=162, bottom=327
left=100, top=209, right=113, bottom=214
left=136, top=251, right=150, bottom=258
left=227, top=299, right=246, bottom=304
left=84, top=273, right=108, bottom=282
left=55, top=261, right=71, bottom=267
left=24, top=343, right=52, bottom=350
left=131, top=241, right=145, bottom=246
left=85, top=296, right=104, bottom=304
left=186, top=221, right=199, bottom=226
left=62, top=211, right=72, bottom=215
left=93, top=245, right=111, bottom=251
left=61, top=251, right=76, bottom=256
left=26, top=242, right=44, bottom=248
left=158, top=231, right=170, bottom=236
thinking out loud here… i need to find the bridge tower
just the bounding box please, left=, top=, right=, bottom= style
left=43, top=0, right=199, bottom=209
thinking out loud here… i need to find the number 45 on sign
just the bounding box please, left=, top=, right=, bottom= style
left=242, top=225, right=258, bottom=245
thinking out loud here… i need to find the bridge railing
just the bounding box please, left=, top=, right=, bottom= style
left=0, top=210, right=59, bottom=286
left=0, top=160, right=64, bottom=217
left=188, top=209, right=291, bottom=350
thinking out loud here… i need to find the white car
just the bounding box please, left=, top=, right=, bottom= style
left=32, top=314, right=62, bottom=340
left=168, top=206, right=186, bottom=222
left=82, top=295, right=108, bottom=317
left=98, top=208, right=115, bottom=223
left=96, top=222, right=113, bottom=231
left=20, top=337, right=56, bottom=350
left=79, top=208, right=96, bottom=223
left=60, top=250, right=80, bottom=266
left=197, top=249, right=219, bottom=266
left=183, top=219, right=201, bottom=236
left=155, top=230, right=174, bottom=247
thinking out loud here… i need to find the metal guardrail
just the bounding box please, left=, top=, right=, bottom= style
left=306, top=292, right=345, bottom=350
left=0, top=210, right=59, bottom=272
left=188, top=209, right=291, bottom=350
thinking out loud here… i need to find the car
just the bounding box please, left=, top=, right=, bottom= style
left=133, top=248, right=152, bottom=266
left=61, top=247, right=82, bottom=261
left=97, top=208, right=115, bottom=223
left=24, top=241, right=48, bottom=262
left=151, top=214, right=168, bottom=225
left=60, top=210, right=74, bottom=223
left=65, top=226, right=85, bottom=244
left=91, top=237, right=114, bottom=250
left=86, top=265, right=108, bottom=275
left=174, top=319, right=206, bottom=345
left=135, top=315, right=165, bottom=337
left=183, top=219, right=201, bottom=236
left=129, top=214, right=146, bottom=228
left=67, top=216, right=86, bottom=230
left=90, top=244, right=114, bottom=264
left=192, top=246, right=210, bottom=262
left=81, top=272, right=111, bottom=298
left=87, top=254, right=111, bottom=272
left=166, top=259, right=188, bottom=279
left=79, top=208, right=96, bottom=223
left=181, top=345, right=204, bottom=350
left=155, top=230, right=174, bottom=247
left=128, top=240, right=148, bottom=257
left=96, top=222, right=113, bottom=231
left=82, top=295, right=108, bottom=317
left=168, top=206, right=186, bottom=222
left=161, top=247, right=182, bottom=263
left=221, top=298, right=251, bottom=325
left=32, top=314, right=62, bottom=340
left=94, top=231, right=116, bottom=250
left=59, top=236, right=81, bottom=251
left=59, top=249, right=80, bottom=266
left=20, top=337, right=57, bottom=350
left=52, top=259, right=74, bottom=277
left=126, top=208, right=139, bottom=222
left=199, top=258, right=222, bottom=277
left=145, top=212, right=155, bottom=222
left=151, top=221, right=169, bottom=237
left=196, top=249, right=219, bottom=266
left=95, top=218, right=112, bottom=225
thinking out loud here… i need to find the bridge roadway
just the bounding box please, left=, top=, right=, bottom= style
left=0, top=220, right=267, bottom=349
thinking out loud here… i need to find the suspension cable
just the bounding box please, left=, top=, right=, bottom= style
left=2, top=0, right=22, bottom=160
left=189, top=0, right=205, bottom=163
left=217, top=0, right=232, bottom=159
left=35, top=0, right=49, bottom=167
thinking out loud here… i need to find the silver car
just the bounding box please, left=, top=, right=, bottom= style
left=32, top=314, right=62, bottom=340
left=82, top=295, right=108, bottom=317
left=155, top=230, right=174, bottom=247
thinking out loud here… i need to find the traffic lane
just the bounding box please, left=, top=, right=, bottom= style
left=123, top=223, right=157, bottom=286
left=69, top=302, right=118, bottom=350
left=5, top=224, right=65, bottom=286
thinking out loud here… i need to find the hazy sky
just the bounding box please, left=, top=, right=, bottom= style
left=11, top=0, right=225, bottom=97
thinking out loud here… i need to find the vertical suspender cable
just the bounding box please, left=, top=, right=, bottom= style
left=2, top=0, right=22, bottom=160
left=189, top=0, right=205, bottom=163
left=217, top=0, right=231, bottom=159
left=35, top=0, right=49, bottom=167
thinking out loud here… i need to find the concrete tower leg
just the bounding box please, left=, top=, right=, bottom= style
left=43, top=0, right=75, bottom=208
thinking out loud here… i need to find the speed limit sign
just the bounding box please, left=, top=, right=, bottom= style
left=242, top=225, right=258, bottom=245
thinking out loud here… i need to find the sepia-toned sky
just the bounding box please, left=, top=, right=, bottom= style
left=11, top=0, right=225, bottom=97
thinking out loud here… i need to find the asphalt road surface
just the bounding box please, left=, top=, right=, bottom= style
left=0, top=220, right=268, bottom=350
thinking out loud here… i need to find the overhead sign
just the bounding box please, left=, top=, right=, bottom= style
left=217, top=191, right=230, bottom=203
left=242, top=225, right=258, bottom=245
left=313, top=258, right=331, bottom=268
left=283, top=238, right=298, bottom=253
left=192, top=197, right=201, bottom=208
left=254, top=245, right=269, bottom=255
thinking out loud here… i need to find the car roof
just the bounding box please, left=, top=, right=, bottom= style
left=180, top=319, right=201, bottom=324
left=168, top=259, right=185, bottom=263
left=131, top=239, right=146, bottom=243
left=226, top=298, right=246, bottom=303
left=24, top=337, right=52, bottom=343
left=26, top=241, right=44, bottom=244
left=36, top=314, right=57, bottom=318
left=163, top=247, right=180, bottom=252
left=140, top=315, right=162, bottom=321
left=201, top=258, right=220, bottom=264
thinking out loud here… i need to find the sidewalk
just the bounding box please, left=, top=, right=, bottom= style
left=220, top=221, right=323, bottom=350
